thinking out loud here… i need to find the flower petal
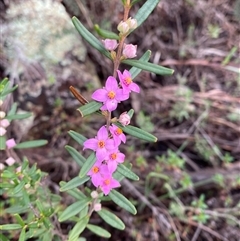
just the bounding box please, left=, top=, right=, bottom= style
left=130, top=82, right=140, bottom=93
left=106, top=99, right=118, bottom=111
left=97, top=126, right=108, bottom=140
left=83, top=138, right=98, bottom=151
left=116, top=89, right=129, bottom=101
left=105, top=76, right=118, bottom=91
left=92, top=89, right=108, bottom=102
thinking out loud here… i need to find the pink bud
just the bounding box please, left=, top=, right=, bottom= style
left=119, top=112, right=131, bottom=126
left=126, top=17, right=137, bottom=30
left=0, top=119, right=10, bottom=128
left=5, top=157, right=16, bottom=166
left=102, top=39, right=118, bottom=51
left=0, top=127, right=6, bottom=136
left=94, top=203, right=102, bottom=212
left=6, top=138, right=16, bottom=149
left=117, top=21, right=130, bottom=35
left=122, top=44, right=137, bottom=59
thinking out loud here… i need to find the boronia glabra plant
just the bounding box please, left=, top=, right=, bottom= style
left=1, top=0, right=174, bottom=240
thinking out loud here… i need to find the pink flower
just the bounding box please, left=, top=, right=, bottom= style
left=92, top=76, right=129, bottom=112
left=109, top=124, right=126, bottom=146
left=0, top=119, right=10, bottom=128
left=122, top=44, right=137, bottom=59
left=106, top=149, right=125, bottom=173
left=0, top=127, right=6, bottom=136
left=119, top=112, right=131, bottom=126
left=94, top=203, right=102, bottom=212
left=87, top=161, right=109, bottom=187
left=6, top=138, right=16, bottom=149
left=102, top=39, right=118, bottom=51
left=100, top=175, right=121, bottom=195
left=83, top=126, right=116, bottom=162
left=117, top=70, right=140, bottom=94
left=5, top=157, right=15, bottom=166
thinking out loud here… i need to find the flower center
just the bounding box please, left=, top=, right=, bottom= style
left=124, top=77, right=132, bottom=86
left=104, top=179, right=111, bottom=185
left=115, top=128, right=123, bottom=136
left=107, top=91, right=116, bottom=99
left=92, top=166, right=99, bottom=173
left=110, top=153, right=117, bottom=160
left=98, top=140, right=105, bottom=149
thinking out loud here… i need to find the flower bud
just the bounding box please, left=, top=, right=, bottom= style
left=119, top=112, right=131, bottom=126
left=5, top=157, right=16, bottom=166
left=0, top=127, right=6, bottom=136
left=93, top=203, right=102, bottom=212
left=0, top=119, right=10, bottom=128
left=91, top=191, right=99, bottom=199
left=0, top=100, right=3, bottom=106
left=102, top=39, right=118, bottom=51
left=6, top=138, right=16, bottom=149
left=117, top=21, right=129, bottom=35
left=0, top=111, right=6, bottom=119
left=122, top=44, right=137, bottom=59
left=0, top=163, right=5, bottom=170
left=126, top=17, right=137, bottom=30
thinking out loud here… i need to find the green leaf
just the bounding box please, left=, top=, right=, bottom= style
left=11, top=180, right=25, bottom=196
left=129, top=50, right=151, bottom=79
left=7, top=102, right=17, bottom=116
left=0, top=135, right=6, bottom=150
left=68, top=216, right=89, bottom=240
left=0, top=223, right=22, bottom=230
left=7, top=112, right=32, bottom=120
left=19, top=228, right=26, bottom=241
left=72, top=17, right=111, bottom=59
left=0, top=85, right=18, bottom=98
left=5, top=205, right=29, bottom=214
left=86, top=224, right=111, bottom=238
left=58, top=199, right=89, bottom=222
left=131, top=0, right=144, bottom=6
left=98, top=209, right=125, bottom=230
left=14, top=214, right=25, bottom=227
left=0, top=233, right=9, bottom=241
left=65, top=145, right=86, bottom=167
left=122, top=59, right=174, bottom=76
left=66, top=188, right=87, bottom=200
left=79, top=153, right=96, bottom=178
left=77, top=101, right=102, bottom=117
left=113, top=169, right=125, bottom=182
left=68, top=130, right=87, bottom=146
left=94, top=24, right=119, bottom=40
left=60, top=176, right=90, bottom=192
left=134, top=0, right=160, bottom=29
left=127, top=109, right=134, bottom=119
left=109, top=190, right=137, bottom=215
left=14, top=140, right=48, bottom=149
left=115, top=123, right=157, bottom=142
left=117, top=163, right=139, bottom=181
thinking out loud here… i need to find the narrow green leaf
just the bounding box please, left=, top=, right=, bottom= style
left=98, top=209, right=125, bottom=230
left=77, top=101, right=102, bottom=117
left=94, top=24, right=119, bottom=40
left=14, top=140, right=47, bottom=149
left=127, top=109, right=134, bottom=119
left=134, top=0, right=160, bottom=29
left=0, top=135, right=6, bottom=150
left=68, top=216, right=89, bottom=240
left=109, top=190, right=137, bottom=215
left=79, top=153, right=96, bottom=178
left=68, top=130, right=87, bottom=146
left=19, top=228, right=26, bottom=241
left=122, top=59, right=174, bottom=76
left=0, top=224, right=22, bottom=230
left=115, top=123, right=157, bottom=142
left=129, top=50, right=151, bottom=79
left=11, top=181, right=25, bottom=196
left=14, top=214, right=25, bottom=227
left=6, top=112, right=32, bottom=120
left=117, top=164, right=139, bottom=181
left=131, top=0, right=144, bottom=6
left=58, top=199, right=89, bottom=222
left=66, top=188, right=87, bottom=200
left=60, top=176, right=90, bottom=192
left=0, top=233, right=8, bottom=241
left=65, top=145, right=86, bottom=167
left=113, top=169, right=125, bottom=182
left=5, top=205, right=29, bottom=214
left=72, top=17, right=111, bottom=59
left=7, top=102, right=17, bottom=116
left=86, top=224, right=111, bottom=238
left=0, top=85, right=18, bottom=98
